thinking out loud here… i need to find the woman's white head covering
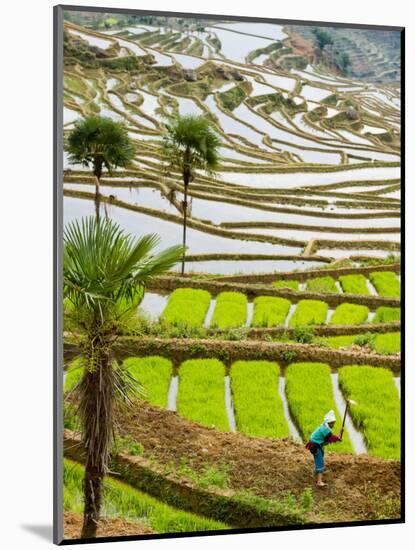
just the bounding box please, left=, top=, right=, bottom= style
left=324, top=410, right=336, bottom=424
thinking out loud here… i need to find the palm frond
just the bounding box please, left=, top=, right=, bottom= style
left=161, top=114, right=221, bottom=176
left=65, top=116, right=135, bottom=175
left=63, top=217, right=183, bottom=312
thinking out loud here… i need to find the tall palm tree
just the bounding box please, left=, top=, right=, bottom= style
left=162, top=114, right=221, bottom=275
left=64, top=217, right=183, bottom=538
left=66, top=116, right=135, bottom=222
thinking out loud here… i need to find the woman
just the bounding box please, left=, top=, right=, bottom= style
left=306, top=410, right=343, bottom=487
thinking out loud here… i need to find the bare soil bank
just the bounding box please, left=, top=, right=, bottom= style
left=63, top=511, right=154, bottom=540
left=116, top=403, right=401, bottom=523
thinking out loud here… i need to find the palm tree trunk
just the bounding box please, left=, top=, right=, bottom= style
left=94, top=176, right=101, bottom=224
left=80, top=346, right=114, bottom=539
left=181, top=179, right=189, bottom=275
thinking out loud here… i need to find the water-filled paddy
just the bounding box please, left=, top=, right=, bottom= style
left=218, top=166, right=400, bottom=189
left=64, top=197, right=304, bottom=256
left=63, top=19, right=401, bottom=272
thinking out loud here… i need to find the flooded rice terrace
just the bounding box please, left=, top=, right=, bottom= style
left=63, top=17, right=401, bottom=274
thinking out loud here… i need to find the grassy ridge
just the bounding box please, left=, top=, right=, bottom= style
left=63, top=459, right=228, bottom=533
left=124, top=356, right=172, bottom=407
left=306, top=276, right=338, bottom=294
left=322, top=332, right=400, bottom=354
left=285, top=362, right=353, bottom=453
left=177, top=359, right=229, bottom=431
left=369, top=271, right=400, bottom=297
left=161, top=288, right=211, bottom=327
left=339, top=366, right=400, bottom=459
left=272, top=280, right=300, bottom=291
left=288, top=300, right=328, bottom=327
left=252, top=296, right=291, bottom=327
left=339, top=274, right=370, bottom=295
left=330, top=303, right=369, bottom=325
left=230, top=360, right=289, bottom=438
left=210, top=291, right=247, bottom=329
left=373, top=306, right=401, bottom=323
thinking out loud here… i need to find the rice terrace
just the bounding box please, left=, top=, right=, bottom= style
left=60, top=6, right=402, bottom=542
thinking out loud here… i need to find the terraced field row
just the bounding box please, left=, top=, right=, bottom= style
left=273, top=270, right=400, bottom=297
left=65, top=357, right=401, bottom=459
left=143, top=287, right=400, bottom=329
left=64, top=458, right=228, bottom=535
left=63, top=21, right=400, bottom=272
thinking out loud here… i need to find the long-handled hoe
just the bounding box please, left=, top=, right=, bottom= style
left=340, top=399, right=357, bottom=439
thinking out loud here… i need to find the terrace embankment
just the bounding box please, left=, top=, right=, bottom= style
left=145, top=276, right=400, bottom=308
left=216, top=321, right=400, bottom=339
left=208, top=262, right=401, bottom=284
left=63, top=336, right=400, bottom=371
left=65, top=404, right=400, bottom=523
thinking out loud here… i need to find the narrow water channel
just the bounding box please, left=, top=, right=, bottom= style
left=167, top=376, right=179, bottom=411
left=331, top=373, right=367, bottom=454
left=245, top=302, right=254, bottom=327
left=366, top=278, right=378, bottom=296
left=224, top=376, right=237, bottom=432
left=203, top=299, right=217, bottom=328
left=284, top=304, right=297, bottom=327
left=326, top=308, right=335, bottom=323
left=394, top=376, right=401, bottom=398
left=278, top=377, right=302, bottom=443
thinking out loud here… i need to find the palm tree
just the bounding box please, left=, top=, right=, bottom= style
left=66, top=116, right=135, bottom=222
left=162, top=114, right=221, bottom=275
left=64, top=216, right=183, bottom=538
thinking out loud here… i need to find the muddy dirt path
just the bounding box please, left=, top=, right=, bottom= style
left=117, top=402, right=401, bottom=522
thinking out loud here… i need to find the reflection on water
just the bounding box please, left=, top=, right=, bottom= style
left=139, top=292, right=168, bottom=319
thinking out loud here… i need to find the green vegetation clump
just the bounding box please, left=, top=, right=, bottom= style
left=306, top=276, right=338, bottom=294
left=217, top=85, right=248, bottom=111
left=321, top=93, right=338, bottom=106
left=352, top=333, right=376, bottom=348
left=321, top=332, right=400, bottom=355
left=64, top=403, right=80, bottom=431
left=210, top=292, right=247, bottom=329
left=176, top=459, right=230, bottom=489
left=312, top=28, right=333, bottom=50
left=177, top=359, right=229, bottom=431
left=124, top=356, right=172, bottom=407
left=249, top=92, right=303, bottom=115
left=272, top=279, right=300, bottom=291
left=369, top=272, right=400, bottom=297
left=234, top=487, right=313, bottom=523
left=330, top=303, right=369, bottom=325
left=339, top=274, right=370, bottom=295
left=230, top=360, right=289, bottom=438
left=100, top=56, right=143, bottom=71
left=293, top=326, right=315, bottom=344
left=64, top=357, right=83, bottom=393
left=285, top=362, right=352, bottom=452
left=161, top=288, right=211, bottom=328
left=114, top=435, right=145, bottom=457
left=64, top=74, right=89, bottom=98
left=374, top=332, right=400, bottom=354
left=64, top=459, right=228, bottom=532
left=288, top=300, right=328, bottom=327
left=320, top=334, right=357, bottom=349
left=252, top=296, right=291, bottom=327
left=373, top=306, right=401, bottom=323
left=339, top=366, right=400, bottom=459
